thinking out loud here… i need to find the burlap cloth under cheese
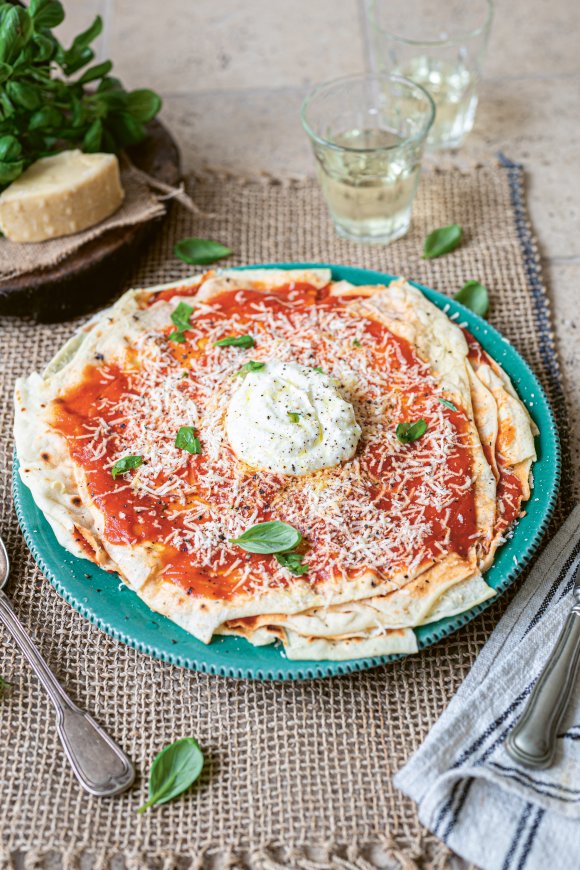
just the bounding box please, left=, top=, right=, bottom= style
left=0, top=164, right=167, bottom=281
left=0, top=158, right=574, bottom=869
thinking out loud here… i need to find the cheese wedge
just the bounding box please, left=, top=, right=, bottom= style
left=0, top=150, right=124, bottom=243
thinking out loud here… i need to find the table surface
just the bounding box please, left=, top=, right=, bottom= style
left=31, top=2, right=580, bottom=867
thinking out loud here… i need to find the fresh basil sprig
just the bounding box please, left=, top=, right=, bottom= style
left=423, top=224, right=463, bottom=259
left=175, top=426, right=201, bottom=454
left=438, top=398, right=458, bottom=411
left=174, top=238, right=232, bottom=266
left=137, top=737, right=204, bottom=814
left=214, top=334, right=254, bottom=348
left=169, top=301, right=194, bottom=343
left=454, top=280, right=489, bottom=318
left=0, top=4, right=161, bottom=190
left=235, top=360, right=265, bottom=377
left=275, top=551, right=309, bottom=576
left=230, top=520, right=302, bottom=554
left=111, top=454, right=143, bottom=478
left=396, top=419, right=428, bottom=444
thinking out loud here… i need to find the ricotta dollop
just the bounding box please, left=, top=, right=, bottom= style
left=226, top=360, right=361, bottom=475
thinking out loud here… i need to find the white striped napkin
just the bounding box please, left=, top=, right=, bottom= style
left=395, top=505, right=580, bottom=870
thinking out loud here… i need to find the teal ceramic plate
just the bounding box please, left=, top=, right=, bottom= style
left=13, top=264, right=560, bottom=680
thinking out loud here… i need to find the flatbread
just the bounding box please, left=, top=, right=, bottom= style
left=14, top=269, right=536, bottom=660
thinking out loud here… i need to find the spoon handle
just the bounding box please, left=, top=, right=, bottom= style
left=0, top=590, right=134, bottom=796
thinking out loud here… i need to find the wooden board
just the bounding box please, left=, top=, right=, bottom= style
left=0, top=120, right=181, bottom=323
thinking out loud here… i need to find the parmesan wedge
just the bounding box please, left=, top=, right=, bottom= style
left=0, top=150, right=124, bottom=242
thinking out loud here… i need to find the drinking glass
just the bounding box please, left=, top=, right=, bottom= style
left=301, top=74, right=435, bottom=244
left=367, top=0, right=493, bottom=150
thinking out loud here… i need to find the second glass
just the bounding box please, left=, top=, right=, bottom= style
left=301, top=74, right=435, bottom=244
left=368, top=0, right=493, bottom=150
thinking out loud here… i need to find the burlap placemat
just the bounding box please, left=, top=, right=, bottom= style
left=0, top=159, right=573, bottom=870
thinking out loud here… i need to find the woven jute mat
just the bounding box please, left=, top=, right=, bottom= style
left=0, top=160, right=574, bottom=870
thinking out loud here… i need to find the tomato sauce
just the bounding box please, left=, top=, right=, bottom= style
left=50, top=283, right=520, bottom=598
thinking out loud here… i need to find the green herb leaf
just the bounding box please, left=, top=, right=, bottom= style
left=175, top=426, right=201, bottom=455
left=29, top=0, right=65, bottom=30
left=352, top=339, right=361, bottom=348
left=6, top=81, right=40, bottom=111
left=28, top=105, right=64, bottom=130
left=396, top=419, right=428, bottom=444
left=169, top=302, right=194, bottom=343
left=0, top=6, right=32, bottom=66
left=235, top=360, right=266, bottom=377
left=111, top=455, right=143, bottom=478
left=287, top=412, right=301, bottom=424
left=213, top=334, right=254, bottom=349
left=275, top=551, right=309, bottom=575
left=423, top=224, right=463, bottom=259
left=453, top=280, right=489, bottom=318
left=0, top=135, right=21, bottom=162
left=438, top=398, right=458, bottom=411
left=230, top=521, right=302, bottom=555
left=312, top=366, right=324, bottom=374
left=126, top=88, right=162, bottom=123
left=174, top=238, right=232, bottom=266
left=137, top=737, right=204, bottom=814
left=0, top=160, right=23, bottom=185
left=0, top=675, right=11, bottom=698
left=77, top=59, right=113, bottom=85
left=82, top=119, right=102, bottom=153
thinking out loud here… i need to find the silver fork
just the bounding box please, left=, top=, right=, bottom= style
left=0, top=534, right=135, bottom=796
left=506, top=559, right=580, bottom=768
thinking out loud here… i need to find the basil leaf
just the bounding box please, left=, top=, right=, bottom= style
left=29, top=0, right=65, bottom=30
left=0, top=160, right=24, bottom=185
left=312, top=366, right=324, bottom=374
left=352, top=339, right=361, bottom=348
left=454, top=280, right=489, bottom=318
left=6, top=81, right=41, bottom=111
left=230, top=521, right=302, bottom=554
left=235, top=360, right=265, bottom=377
left=175, top=426, right=201, bottom=455
left=287, top=412, right=300, bottom=423
left=0, top=675, right=11, bottom=698
left=396, top=419, right=428, bottom=444
left=137, top=737, right=204, bottom=814
left=82, top=119, right=102, bottom=153
left=438, top=398, right=458, bottom=411
left=423, top=224, right=463, bottom=259
left=0, top=6, right=32, bottom=66
left=171, top=301, right=193, bottom=331
left=275, top=551, right=309, bottom=575
left=174, top=237, right=232, bottom=266
left=109, top=111, right=146, bottom=147
left=28, top=105, right=64, bottom=130
left=111, top=454, right=143, bottom=478
left=169, top=302, right=193, bottom=341
left=67, top=14, right=102, bottom=52
left=214, top=334, right=254, bottom=348
left=77, top=60, right=113, bottom=85
left=0, top=135, right=21, bottom=162
left=126, top=88, right=162, bottom=123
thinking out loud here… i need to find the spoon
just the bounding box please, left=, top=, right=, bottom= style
left=0, top=534, right=135, bottom=796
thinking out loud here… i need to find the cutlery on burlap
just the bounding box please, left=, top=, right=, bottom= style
left=0, top=535, right=134, bottom=796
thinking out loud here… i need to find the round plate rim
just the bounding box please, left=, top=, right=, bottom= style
left=12, top=262, right=560, bottom=680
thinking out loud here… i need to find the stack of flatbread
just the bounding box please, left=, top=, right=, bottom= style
left=14, top=269, right=537, bottom=660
